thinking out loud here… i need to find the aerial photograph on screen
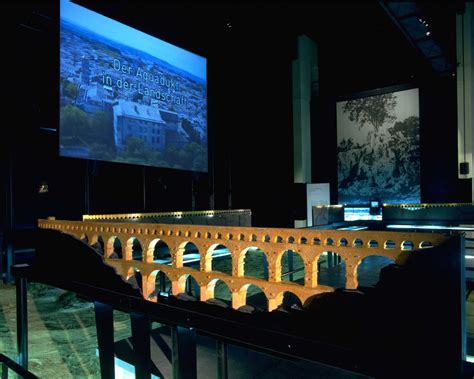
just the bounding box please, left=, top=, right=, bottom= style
left=59, top=0, right=207, bottom=172
left=337, top=88, right=420, bottom=205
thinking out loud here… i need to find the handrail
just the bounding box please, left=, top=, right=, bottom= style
left=82, top=209, right=251, bottom=221
left=0, top=354, right=38, bottom=379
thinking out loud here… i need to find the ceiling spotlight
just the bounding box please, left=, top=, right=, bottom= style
left=426, top=31, right=431, bottom=36
left=226, top=22, right=232, bottom=29
left=38, top=182, right=49, bottom=194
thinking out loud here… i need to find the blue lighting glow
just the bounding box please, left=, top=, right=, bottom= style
left=344, top=207, right=382, bottom=221
left=386, top=224, right=474, bottom=231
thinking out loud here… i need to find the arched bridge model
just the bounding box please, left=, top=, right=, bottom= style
left=38, top=218, right=448, bottom=311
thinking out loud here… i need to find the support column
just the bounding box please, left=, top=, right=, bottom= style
left=200, top=285, right=210, bottom=302
left=131, top=312, right=151, bottom=379
left=457, top=3, right=474, bottom=185
left=1, top=361, right=7, bottom=379
left=231, top=289, right=246, bottom=310
left=172, top=326, right=197, bottom=379
left=232, top=253, right=241, bottom=277
left=293, top=35, right=317, bottom=184
left=16, top=276, right=28, bottom=370
left=269, top=255, right=280, bottom=283
left=216, top=340, right=228, bottom=379
left=4, top=150, right=13, bottom=284
left=140, top=274, right=153, bottom=299
left=305, top=260, right=318, bottom=288
left=94, top=302, right=115, bottom=379
left=268, top=292, right=284, bottom=312
left=5, top=241, right=13, bottom=284
left=345, top=257, right=360, bottom=290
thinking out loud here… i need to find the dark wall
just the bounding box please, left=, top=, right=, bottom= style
left=3, top=1, right=298, bottom=228
left=419, top=77, right=471, bottom=202
left=2, top=1, right=469, bottom=232
left=311, top=74, right=471, bottom=205
left=311, top=7, right=471, bottom=205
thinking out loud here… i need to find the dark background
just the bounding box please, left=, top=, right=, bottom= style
left=1, top=0, right=470, bottom=230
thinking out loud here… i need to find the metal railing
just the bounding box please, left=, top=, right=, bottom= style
left=0, top=354, right=38, bottom=379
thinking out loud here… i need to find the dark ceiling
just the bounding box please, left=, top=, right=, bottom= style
left=6, top=0, right=459, bottom=95
left=2, top=0, right=460, bottom=145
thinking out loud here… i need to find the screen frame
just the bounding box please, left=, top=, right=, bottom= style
left=335, top=82, right=418, bottom=103
left=335, top=82, right=421, bottom=206
left=59, top=0, right=209, bottom=173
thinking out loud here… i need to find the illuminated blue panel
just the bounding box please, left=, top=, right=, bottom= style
left=344, top=207, right=382, bottom=221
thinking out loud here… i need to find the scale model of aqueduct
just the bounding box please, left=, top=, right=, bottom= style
left=38, top=216, right=447, bottom=311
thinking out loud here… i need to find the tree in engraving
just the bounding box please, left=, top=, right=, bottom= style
left=387, top=115, right=420, bottom=185
left=343, top=93, right=397, bottom=145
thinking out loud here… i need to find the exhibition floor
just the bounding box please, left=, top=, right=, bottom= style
left=0, top=283, right=372, bottom=378
left=0, top=246, right=467, bottom=378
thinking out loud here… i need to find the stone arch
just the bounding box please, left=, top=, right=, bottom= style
left=356, top=255, right=395, bottom=287
left=401, top=240, right=414, bottom=251
left=238, top=247, right=269, bottom=279
left=384, top=240, right=396, bottom=249
left=339, top=238, right=348, bottom=247
left=353, top=238, right=363, bottom=248
left=368, top=240, right=379, bottom=248
left=204, top=279, right=232, bottom=306
left=146, top=269, right=172, bottom=301
left=90, top=235, right=104, bottom=255
left=206, top=244, right=232, bottom=275
left=272, top=291, right=303, bottom=312
left=419, top=241, right=433, bottom=249
left=126, top=237, right=143, bottom=261
left=147, top=238, right=171, bottom=263
left=106, top=236, right=122, bottom=259
left=276, top=249, right=305, bottom=285
left=176, top=274, right=200, bottom=299
left=315, top=251, right=346, bottom=288
left=176, top=241, right=200, bottom=269
left=126, top=267, right=143, bottom=293
left=234, top=284, right=268, bottom=312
